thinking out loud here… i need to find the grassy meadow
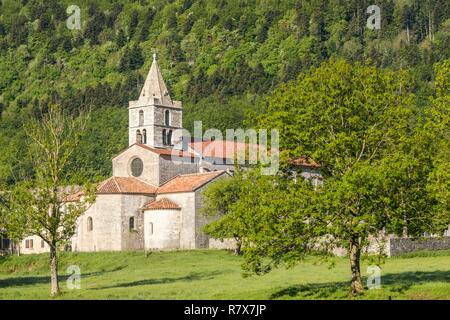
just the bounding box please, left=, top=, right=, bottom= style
left=0, top=250, right=449, bottom=300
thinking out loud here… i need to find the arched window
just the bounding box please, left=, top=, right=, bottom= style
left=129, top=217, right=135, bottom=231
left=139, top=110, right=144, bottom=126
left=165, top=110, right=170, bottom=126
left=142, top=129, right=147, bottom=144
left=167, top=130, right=172, bottom=146
left=162, top=129, right=167, bottom=145
left=87, top=217, right=93, bottom=232
left=136, top=130, right=142, bottom=144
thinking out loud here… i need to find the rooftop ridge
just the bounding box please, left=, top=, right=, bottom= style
left=113, top=177, right=122, bottom=193
left=136, top=177, right=158, bottom=188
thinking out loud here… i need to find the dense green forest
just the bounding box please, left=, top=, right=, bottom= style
left=0, top=0, right=449, bottom=186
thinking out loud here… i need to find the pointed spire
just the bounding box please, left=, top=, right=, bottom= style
left=139, top=55, right=173, bottom=106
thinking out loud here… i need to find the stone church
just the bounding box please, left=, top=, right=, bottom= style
left=18, top=55, right=280, bottom=254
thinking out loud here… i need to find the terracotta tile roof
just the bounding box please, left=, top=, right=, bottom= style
left=142, top=198, right=181, bottom=210
left=189, top=140, right=262, bottom=160
left=288, top=156, right=320, bottom=168
left=157, top=171, right=227, bottom=194
left=59, top=186, right=84, bottom=202
left=136, top=144, right=197, bottom=158
left=63, top=191, right=84, bottom=202
left=97, top=177, right=158, bottom=195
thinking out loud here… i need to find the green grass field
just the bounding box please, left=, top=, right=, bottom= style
left=0, top=250, right=449, bottom=300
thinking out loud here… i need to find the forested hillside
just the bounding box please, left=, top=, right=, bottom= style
left=0, top=0, right=449, bottom=185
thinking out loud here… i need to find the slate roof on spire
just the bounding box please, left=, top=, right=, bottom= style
left=139, top=54, right=173, bottom=106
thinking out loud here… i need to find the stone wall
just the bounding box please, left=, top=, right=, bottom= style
left=208, top=238, right=236, bottom=250
left=120, top=194, right=151, bottom=250
left=332, top=235, right=450, bottom=257
left=194, top=174, right=235, bottom=250
left=113, top=145, right=200, bottom=186
left=389, top=236, right=450, bottom=256
left=143, top=208, right=181, bottom=250
left=194, top=186, right=210, bottom=249
left=128, top=104, right=155, bottom=146
left=72, top=195, right=121, bottom=252
left=72, top=194, right=153, bottom=252
left=160, top=192, right=197, bottom=249
left=159, top=155, right=199, bottom=185
left=153, top=106, right=183, bottom=148
left=112, top=145, right=160, bottom=185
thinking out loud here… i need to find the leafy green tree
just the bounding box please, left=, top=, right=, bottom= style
left=230, top=170, right=317, bottom=273
left=128, top=10, right=139, bottom=38
left=0, top=188, right=28, bottom=254
left=167, top=11, right=178, bottom=29
left=183, top=13, right=195, bottom=34
left=181, top=0, right=193, bottom=12
left=69, top=107, right=128, bottom=184
left=246, top=60, right=445, bottom=295
left=183, top=95, right=259, bottom=135
left=84, top=8, right=106, bottom=44
left=426, top=60, right=450, bottom=224
left=118, top=45, right=144, bottom=72
left=1, top=106, right=95, bottom=296
left=117, top=29, right=127, bottom=47
left=139, top=7, right=156, bottom=41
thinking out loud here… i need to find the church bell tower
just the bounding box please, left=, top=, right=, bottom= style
left=128, top=54, right=183, bottom=149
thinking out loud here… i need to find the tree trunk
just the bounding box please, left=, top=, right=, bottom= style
left=234, top=239, right=242, bottom=256
left=349, top=237, right=364, bottom=296
left=49, top=244, right=60, bottom=297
